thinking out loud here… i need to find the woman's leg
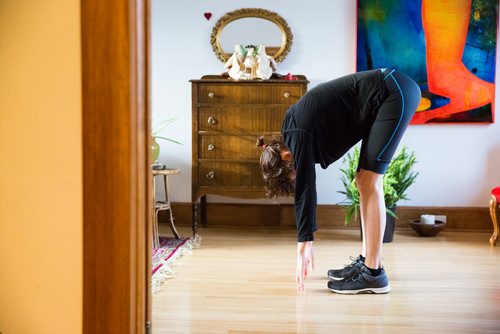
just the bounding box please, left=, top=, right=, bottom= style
left=329, top=71, right=420, bottom=294
left=356, top=169, right=385, bottom=269
left=328, top=167, right=391, bottom=294
left=360, top=214, right=366, bottom=259
left=357, top=70, right=421, bottom=268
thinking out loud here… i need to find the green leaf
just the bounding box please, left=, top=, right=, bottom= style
left=153, top=136, right=182, bottom=145
left=152, top=117, right=178, bottom=136
left=386, top=207, right=398, bottom=219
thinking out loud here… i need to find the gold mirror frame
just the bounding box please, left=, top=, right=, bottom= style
left=210, top=8, right=293, bottom=63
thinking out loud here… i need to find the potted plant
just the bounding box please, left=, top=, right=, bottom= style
left=338, top=146, right=418, bottom=242
left=151, top=117, right=181, bottom=164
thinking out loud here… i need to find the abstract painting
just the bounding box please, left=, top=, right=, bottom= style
left=357, top=0, right=498, bottom=124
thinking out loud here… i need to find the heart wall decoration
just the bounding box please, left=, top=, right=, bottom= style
left=204, top=12, right=212, bottom=20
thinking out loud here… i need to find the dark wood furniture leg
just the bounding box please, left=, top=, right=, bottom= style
left=192, top=200, right=199, bottom=237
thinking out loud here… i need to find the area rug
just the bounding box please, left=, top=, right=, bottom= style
left=151, top=235, right=200, bottom=293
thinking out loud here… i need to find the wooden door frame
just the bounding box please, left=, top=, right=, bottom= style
left=81, top=1, right=151, bottom=333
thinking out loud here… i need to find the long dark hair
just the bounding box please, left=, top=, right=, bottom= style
left=256, top=135, right=295, bottom=198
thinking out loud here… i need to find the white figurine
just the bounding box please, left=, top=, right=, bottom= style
left=224, top=44, right=245, bottom=80
left=256, top=45, right=277, bottom=80
left=243, top=47, right=257, bottom=80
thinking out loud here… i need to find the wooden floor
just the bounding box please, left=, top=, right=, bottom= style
left=152, top=225, right=500, bottom=334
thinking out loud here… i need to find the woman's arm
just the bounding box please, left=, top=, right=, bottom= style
left=293, top=132, right=317, bottom=242
left=291, top=132, right=317, bottom=290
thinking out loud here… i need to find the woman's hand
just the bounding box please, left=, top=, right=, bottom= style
left=296, top=241, right=314, bottom=291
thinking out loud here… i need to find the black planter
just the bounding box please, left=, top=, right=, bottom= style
left=359, top=206, right=396, bottom=243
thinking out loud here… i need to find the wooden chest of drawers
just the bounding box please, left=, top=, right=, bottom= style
left=190, top=75, right=308, bottom=232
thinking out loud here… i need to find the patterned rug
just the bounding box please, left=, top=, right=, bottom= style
left=151, top=235, right=200, bottom=293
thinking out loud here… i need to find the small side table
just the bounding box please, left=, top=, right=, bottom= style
left=152, top=167, right=180, bottom=248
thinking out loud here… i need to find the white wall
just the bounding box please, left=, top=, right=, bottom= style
left=152, top=0, right=500, bottom=207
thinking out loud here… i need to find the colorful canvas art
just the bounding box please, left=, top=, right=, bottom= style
left=357, top=0, right=498, bottom=124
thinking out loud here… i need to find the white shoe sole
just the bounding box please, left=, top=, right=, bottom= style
left=329, top=285, right=391, bottom=294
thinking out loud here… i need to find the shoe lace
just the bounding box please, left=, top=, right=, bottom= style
left=343, top=256, right=359, bottom=268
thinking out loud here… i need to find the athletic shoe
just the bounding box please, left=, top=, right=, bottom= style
left=327, top=265, right=391, bottom=294
left=327, top=255, right=364, bottom=280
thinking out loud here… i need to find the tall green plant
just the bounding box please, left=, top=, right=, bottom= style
left=338, top=146, right=418, bottom=225
left=338, top=148, right=361, bottom=225
left=384, top=147, right=419, bottom=208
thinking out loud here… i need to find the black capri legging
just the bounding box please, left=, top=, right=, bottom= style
left=358, top=69, right=422, bottom=174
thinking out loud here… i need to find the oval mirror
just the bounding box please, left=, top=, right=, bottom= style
left=210, top=8, right=293, bottom=63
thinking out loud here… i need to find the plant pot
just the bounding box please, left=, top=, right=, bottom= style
left=359, top=206, right=396, bottom=243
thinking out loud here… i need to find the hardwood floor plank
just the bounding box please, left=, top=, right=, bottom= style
left=153, top=226, right=500, bottom=333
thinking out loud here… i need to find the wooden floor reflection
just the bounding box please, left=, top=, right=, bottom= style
left=152, top=225, right=500, bottom=333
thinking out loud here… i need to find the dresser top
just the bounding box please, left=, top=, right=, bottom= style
left=190, top=74, right=308, bottom=84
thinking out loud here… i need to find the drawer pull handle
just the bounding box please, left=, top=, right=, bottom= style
left=283, top=92, right=291, bottom=98
left=207, top=116, right=216, bottom=125
left=207, top=144, right=215, bottom=151
left=206, top=171, right=215, bottom=180
left=208, top=91, right=215, bottom=98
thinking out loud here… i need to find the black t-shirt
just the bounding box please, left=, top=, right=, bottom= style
left=281, top=70, right=387, bottom=242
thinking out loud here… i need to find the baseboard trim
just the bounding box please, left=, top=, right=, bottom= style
left=162, top=203, right=492, bottom=231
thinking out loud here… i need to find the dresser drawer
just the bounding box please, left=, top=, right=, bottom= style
left=199, top=135, right=278, bottom=159
left=197, top=84, right=303, bottom=104
left=199, top=162, right=264, bottom=187
left=191, top=75, right=308, bottom=205
left=198, top=107, right=287, bottom=133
